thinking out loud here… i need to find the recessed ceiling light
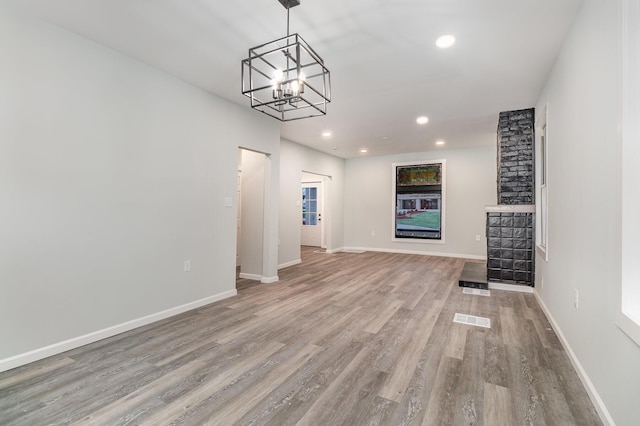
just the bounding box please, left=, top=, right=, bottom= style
left=383, top=136, right=390, bottom=140
left=435, top=140, right=446, bottom=146
left=322, top=131, right=332, bottom=137
left=360, top=148, right=368, bottom=153
left=436, top=34, right=456, bottom=49
left=416, top=116, right=429, bottom=125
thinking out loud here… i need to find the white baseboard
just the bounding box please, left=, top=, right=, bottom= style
left=534, top=291, right=615, bottom=426
left=261, top=276, right=279, bottom=284
left=238, top=272, right=262, bottom=281
left=341, top=246, right=486, bottom=261
left=238, top=272, right=279, bottom=284
left=489, top=282, right=534, bottom=293
left=278, top=259, right=301, bottom=269
left=325, top=247, right=344, bottom=254
left=0, top=290, right=237, bottom=373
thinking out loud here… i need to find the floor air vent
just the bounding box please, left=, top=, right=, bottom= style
left=462, top=288, right=491, bottom=297
left=453, top=313, right=491, bottom=328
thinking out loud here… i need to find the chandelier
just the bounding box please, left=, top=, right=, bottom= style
left=241, top=0, right=331, bottom=121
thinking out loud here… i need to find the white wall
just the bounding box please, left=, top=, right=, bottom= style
left=279, top=139, right=345, bottom=267
left=344, top=147, right=496, bottom=258
left=0, top=8, right=280, bottom=368
left=534, top=0, right=640, bottom=424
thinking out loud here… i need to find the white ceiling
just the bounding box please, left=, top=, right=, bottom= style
left=10, top=0, right=583, bottom=158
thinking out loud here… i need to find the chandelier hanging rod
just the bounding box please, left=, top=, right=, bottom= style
left=286, top=1, right=290, bottom=35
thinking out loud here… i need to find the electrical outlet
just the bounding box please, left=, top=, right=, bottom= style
left=574, top=289, right=579, bottom=309
left=475, top=234, right=481, bottom=241
left=184, top=260, right=191, bottom=272
left=371, top=230, right=376, bottom=237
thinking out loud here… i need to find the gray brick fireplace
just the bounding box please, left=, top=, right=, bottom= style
left=486, top=108, right=535, bottom=287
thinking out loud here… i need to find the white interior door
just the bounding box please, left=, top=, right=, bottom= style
left=301, top=182, right=323, bottom=247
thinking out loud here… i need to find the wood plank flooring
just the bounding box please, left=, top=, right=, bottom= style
left=0, top=248, right=602, bottom=425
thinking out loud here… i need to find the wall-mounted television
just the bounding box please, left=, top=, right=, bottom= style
left=392, top=161, right=445, bottom=241
left=395, top=192, right=442, bottom=239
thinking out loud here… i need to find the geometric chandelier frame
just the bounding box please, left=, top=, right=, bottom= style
left=241, top=1, right=331, bottom=121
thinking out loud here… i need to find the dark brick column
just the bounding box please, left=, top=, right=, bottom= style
left=486, top=108, right=535, bottom=287
left=497, top=108, right=535, bottom=205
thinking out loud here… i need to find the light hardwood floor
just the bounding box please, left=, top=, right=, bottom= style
left=0, top=248, right=602, bottom=425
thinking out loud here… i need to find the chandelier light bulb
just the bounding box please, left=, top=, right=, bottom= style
left=297, top=72, right=306, bottom=94
left=271, top=69, right=284, bottom=99
left=436, top=34, right=456, bottom=49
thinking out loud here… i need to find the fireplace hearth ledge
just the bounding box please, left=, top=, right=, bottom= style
left=485, top=205, right=535, bottom=213
left=489, top=281, right=535, bottom=293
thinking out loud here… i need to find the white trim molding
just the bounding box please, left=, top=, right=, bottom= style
left=261, top=275, right=279, bottom=284
left=341, top=246, right=486, bottom=261
left=278, top=259, right=302, bottom=270
left=619, top=0, right=640, bottom=348
left=238, top=272, right=262, bottom=281
left=0, top=290, right=237, bottom=373
left=325, top=247, right=344, bottom=254
left=535, top=104, right=549, bottom=262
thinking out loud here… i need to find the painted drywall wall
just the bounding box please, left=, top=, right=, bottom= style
left=0, top=8, right=280, bottom=366
left=279, top=139, right=345, bottom=267
left=534, top=0, right=640, bottom=423
left=344, top=147, right=496, bottom=258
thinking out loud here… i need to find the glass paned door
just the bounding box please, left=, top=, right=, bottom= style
left=302, top=187, right=318, bottom=225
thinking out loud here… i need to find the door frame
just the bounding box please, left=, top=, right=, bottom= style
left=301, top=181, right=324, bottom=248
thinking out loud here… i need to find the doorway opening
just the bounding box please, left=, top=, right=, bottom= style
left=236, top=148, right=267, bottom=289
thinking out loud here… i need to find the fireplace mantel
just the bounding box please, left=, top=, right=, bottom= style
left=485, top=205, right=535, bottom=213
